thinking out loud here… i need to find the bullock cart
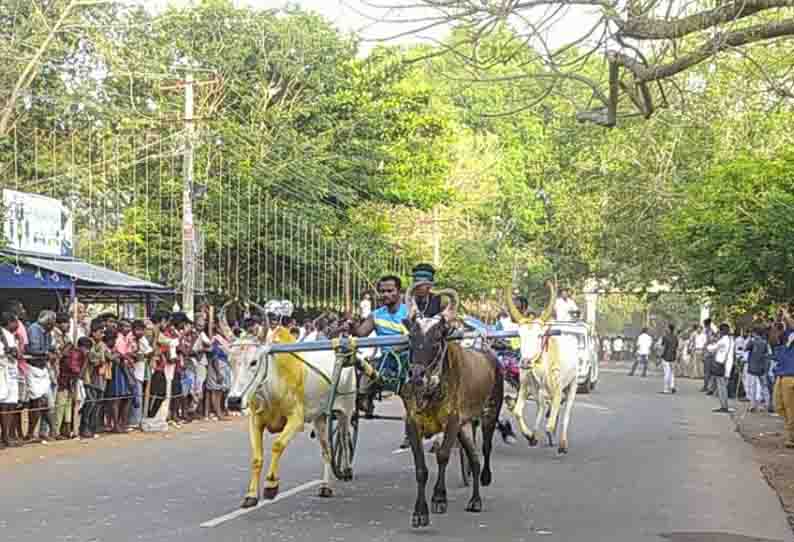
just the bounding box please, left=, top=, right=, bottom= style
left=256, top=329, right=519, bottom=482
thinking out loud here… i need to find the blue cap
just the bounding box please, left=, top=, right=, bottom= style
left=411, top=263, right=435, bottom=283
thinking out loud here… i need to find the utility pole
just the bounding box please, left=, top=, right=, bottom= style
left=344, top=252, right=352, bottom=315
left=432, top=206, right=440, bottom=267
left=181, top=71, right=195, bottom=320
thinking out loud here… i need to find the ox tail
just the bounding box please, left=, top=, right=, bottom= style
left=480, top=353, right=504, bottom=432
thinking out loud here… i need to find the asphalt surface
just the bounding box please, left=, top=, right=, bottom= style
left=1, top=370, right=792, bottom=542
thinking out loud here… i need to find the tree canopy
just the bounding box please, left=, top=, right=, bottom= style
left=1, top=0, right=791, bottom=320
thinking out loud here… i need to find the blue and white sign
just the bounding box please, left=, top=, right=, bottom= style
left=3, top=189, right=74, bottom=257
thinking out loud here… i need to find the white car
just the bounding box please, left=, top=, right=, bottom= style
left=549, top=320, right=599, bottom=394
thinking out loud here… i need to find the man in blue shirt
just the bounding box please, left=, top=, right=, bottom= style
left=349, top=274, right=418, bottom=448
left=350, top=274, right=408, bottom=373
left=26, top=310, right=57, bottom=441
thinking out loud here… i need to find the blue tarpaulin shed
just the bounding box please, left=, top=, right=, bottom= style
left=0, top=253, right=173, bottom=311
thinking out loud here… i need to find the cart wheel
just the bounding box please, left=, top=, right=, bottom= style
left=329, top=409, right=358, bottom=481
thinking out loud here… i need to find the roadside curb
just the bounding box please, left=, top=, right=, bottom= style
left=733, top=407, right=794, bottom=534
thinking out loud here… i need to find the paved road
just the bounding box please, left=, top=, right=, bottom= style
left=1, top=372, right=791, bottom=542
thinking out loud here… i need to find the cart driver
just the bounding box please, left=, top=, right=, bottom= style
left=347, top=265, right=444, bottom=448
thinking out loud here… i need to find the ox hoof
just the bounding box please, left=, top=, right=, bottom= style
left=546, top=432, right=555, bottom=447
left=526, top=435, right=538, bottom=447
left=411, top=512, right=430, bottom=528
left=342, top=468, right=354, bottom=481
left=431, top=490, right=447, bottom=514
left=431, top=499, right=447, bottom=514
left=480, top=468, right=492, bottom=487
left=557, top=446, right=568, bottom=455
left=262, top=485, right=279, bottom=500
left=318, top=486, right=333, bottom=498
left=241, top=497, right=258, bottom=508
left=465, top=497, right=483, bottom=513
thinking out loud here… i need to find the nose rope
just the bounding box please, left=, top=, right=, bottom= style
left=409, top=340, right=447, bottom=391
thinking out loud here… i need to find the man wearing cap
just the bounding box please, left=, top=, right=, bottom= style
left=409, top=263, right=444, bottom=318
left=348, top=265, right=444, bottom=448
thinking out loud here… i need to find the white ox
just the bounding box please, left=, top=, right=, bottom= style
left=505, top=283, right=579, bottom=454
left=222, top=303, right=358, bottom=507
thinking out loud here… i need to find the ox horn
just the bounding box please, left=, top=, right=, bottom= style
left=540, top=280, right=557, bottom=323
left=433, top=288, right=459, bottom=322
left=505, top=285, right=527, bottom=324
left=218, top=299, right=236, bottom=339
left=247, top=300, right=271, bottom=339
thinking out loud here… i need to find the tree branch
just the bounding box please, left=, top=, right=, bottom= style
left=618, top=0, right=794, bottom=40
left=611, top=18, right=794, bottom=82
left=0, top=0, right=112, bottom=137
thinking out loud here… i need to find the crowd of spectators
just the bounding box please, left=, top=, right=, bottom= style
left=599, top=309, right=794, bottom=434
left=0, top=300, right=242, bottom=448
left=0, top=296, right=359, bottom=449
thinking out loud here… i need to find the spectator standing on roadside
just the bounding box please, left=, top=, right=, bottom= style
left=692, top=325, right=707, bottom=380
left=707, top=323, right=734, bottom=413
left=660, top=324, right=678, bottom=394
left=0, top=312, right=21, bottom=447
left=55, top=337, right=89, bottom=439
left=206, top=330, right=230, bottom=420
left=8, top=300, right=29, bottom=443
left=736, top=329, right=750, bottom=401
left=773, top=326, right=794, bottom=447
left=80, top=324, right=110, bottom=438
left=192, top=317, right=211, bottom=419
left=25, top=310, right=57, bottom=442
left=746, top=327, right=772, bottom=413
left=49, top=313, right=72, bottom=436
left=129, top=320, right=152, bottom=427
left=629, top=328, right=653, bottom=377
left=703, top=318, right=719, bottom=395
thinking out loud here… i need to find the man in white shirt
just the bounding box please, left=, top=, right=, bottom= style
left=735, top=330, right=750, bottom=402
left=629, top=328, right=653, bottom=377
left=0, top=311, right=21, bottom=447
left=707, top=323, right=734, bottom=413
left=554, top=289, right=579, bottom=321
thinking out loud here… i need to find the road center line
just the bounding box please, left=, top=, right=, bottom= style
left=200, top=479, right=323, bottom=528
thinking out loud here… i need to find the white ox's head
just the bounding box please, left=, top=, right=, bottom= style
left=506, top=281, right=556, bottom=365
left=226, top=324, right=297, bottom=411
left=227, top=338, right=268, bottom=411
left=219, top=299, right=270, bottom=412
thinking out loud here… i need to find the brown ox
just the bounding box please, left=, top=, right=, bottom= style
left=402, top=284, right=504, bottom=528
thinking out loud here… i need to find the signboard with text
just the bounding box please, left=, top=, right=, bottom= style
left=3, top=189, right=74, bottom=257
